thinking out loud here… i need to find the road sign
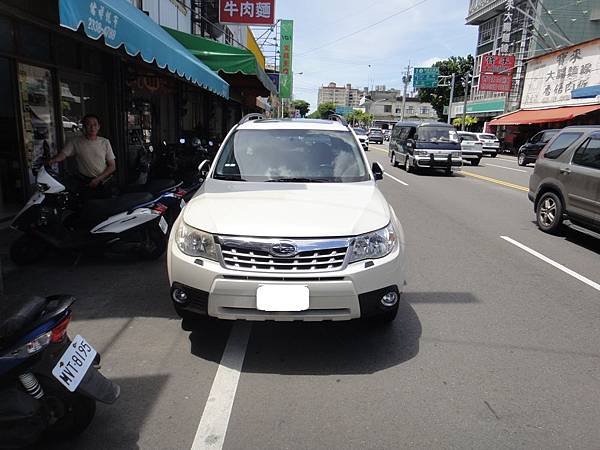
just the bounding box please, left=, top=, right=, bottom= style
left=413, top=67, right=439, bottom=88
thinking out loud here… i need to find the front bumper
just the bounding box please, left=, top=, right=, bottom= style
left=168, top=242, right=406, bottom=321
left=415, top=155, right=462, bottom=168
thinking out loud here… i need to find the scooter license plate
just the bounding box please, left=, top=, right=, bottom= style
left=159, top=216, right=168, bottom=234
left=51, top=335, right=97, bottom=392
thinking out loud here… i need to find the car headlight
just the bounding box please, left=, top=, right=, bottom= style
left=176, top=222, right=218, bottom=260
left=348, top=222, right=397, bottom=263
left=415, top=150, right=429, bottom=156
left=452, top=151, right=462, bottom=157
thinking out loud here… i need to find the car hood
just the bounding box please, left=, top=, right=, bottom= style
left=183, top=180, right=391, bottom=237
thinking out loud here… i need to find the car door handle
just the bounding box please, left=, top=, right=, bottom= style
left=560, top=167, right=572, bottom=174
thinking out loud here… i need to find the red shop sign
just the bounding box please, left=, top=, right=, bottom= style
left=481, top=54, right=515, bottom=74
left=219, top=0, right=276, bottom=25
left=479, top=73, right=513, bottom=92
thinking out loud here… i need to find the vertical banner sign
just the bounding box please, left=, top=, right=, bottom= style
left=500, top=0, right=513, bottom=54
left=479, top=54, right=515, bottom=92
left=219, top=0, right=276, bottom=26
left=279, top=19, right=293, bottom=99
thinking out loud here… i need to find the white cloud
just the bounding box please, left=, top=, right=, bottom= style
left=419, top=57, right=444, bottom=67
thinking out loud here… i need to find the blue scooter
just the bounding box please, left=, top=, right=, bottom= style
left=0, top=295, right=119, bottom=447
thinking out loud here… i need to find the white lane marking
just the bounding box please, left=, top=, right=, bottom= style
left=484, top=163, right=528, bottom=173
left=496, top=156, right=517, bottom=162
left=501, top=236, right=600, bottom=292
left=191, top=322, right=251, bottom=450
left=384, top=172, right=409, bottom=186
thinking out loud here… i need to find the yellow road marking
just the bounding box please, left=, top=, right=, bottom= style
left=462, top=171, right=529, bottom=192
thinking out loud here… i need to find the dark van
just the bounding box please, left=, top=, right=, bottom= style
left=388, top=122, right=463, bottom=175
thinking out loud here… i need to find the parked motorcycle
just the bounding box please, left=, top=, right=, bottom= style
left=10, top=162, right=170, bottom=265
left=0, top=294, right=119, bottom=447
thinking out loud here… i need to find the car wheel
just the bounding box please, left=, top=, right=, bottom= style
left=471, top=158, right=481, bottom=166
left=518, top=152, right=527, bottom=166
left=405, top=157, right=412, bottom=173
left=445, top=168, right=452, bottom=176
left=536, top=192, right=564, bottom=234
left=491, top=152, right=497, bottom=158
left=390, top=152, right=397, bottom=167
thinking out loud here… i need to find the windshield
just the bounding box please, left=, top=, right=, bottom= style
left=370, top=129, right=383, bottom=135
left=460, top=133, right=479, bottom=141
left=213, top=129, right=370, bottom=182
left=418, top=127, right=459, bottom=142
left=353, top=128, right=366, bottom=134
left=479, top=134, right=497, bottom=140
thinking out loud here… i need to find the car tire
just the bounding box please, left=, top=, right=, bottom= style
left=491, top=152, right=497, bottom=158
left=518, top=152, right=527, bottom=166
left=390, top=152, right=397, bottom=167
left=405, top=157, right=412, bottom=173
left=536, top=192, right=564, bottom=234
left=445, top=168, right=452, bottom=176
left=471, top=158, right=481, bottom=166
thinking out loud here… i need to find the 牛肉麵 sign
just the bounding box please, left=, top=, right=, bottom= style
left=219, top=0, right=275, bottom=25
left=521, top=39, right=600, bottom=108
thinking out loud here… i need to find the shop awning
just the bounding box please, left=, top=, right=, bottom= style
left=58, top=0, right=229, bottom=98
left=489, top=104, right=600, bottom=126
left=164, top=28, right=277, bottom=96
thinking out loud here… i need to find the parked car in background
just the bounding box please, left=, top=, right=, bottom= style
left=475, top=132, right=500, bottom=157
left=388, top=121, right=462, bottom=175
left=457, top=131, right=483, bottom=166
left=518, top=129, right=560, bottom=166
left=62, top=116, right=80, bottom=131
left=528, top=126, right=600, bottom=235
left=353, top=127, right=369, bottom=151
left=368, top=128, right=384, bottom=144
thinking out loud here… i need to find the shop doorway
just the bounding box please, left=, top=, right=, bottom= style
left=0, top=57, right=24, bottom=221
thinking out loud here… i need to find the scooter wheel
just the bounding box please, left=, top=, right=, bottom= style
left=10, top=235, right=47, bottom=265
left=139, top=227, right=167, bottom=260
left=40, top=376, right=96, bottom=439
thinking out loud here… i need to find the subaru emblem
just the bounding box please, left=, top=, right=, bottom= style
left=270, top=242, right=298, bottom=257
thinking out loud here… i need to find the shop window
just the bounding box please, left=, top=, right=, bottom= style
left=18, top=23, right=51, bottom=62
left=0, top=16, right=15, bottom=54
left=17, top=63, right=58, bottom=185
left=0, top=57, right=24, bottom=216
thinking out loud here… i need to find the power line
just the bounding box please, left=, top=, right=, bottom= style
left=296, top=0, right=429, bottom=56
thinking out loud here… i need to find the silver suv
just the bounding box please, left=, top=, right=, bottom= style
left=529, top=126, right=600, bottom=235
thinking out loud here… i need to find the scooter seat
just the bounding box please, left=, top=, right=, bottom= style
left=122, top=179, right=181, bottom=197
left=80, top=192, right=155, bottom=223
left=0, top=295, right=47, bottom=344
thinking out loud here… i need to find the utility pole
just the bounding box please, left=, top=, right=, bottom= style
left=461, top=73, right=472, bottom=131
left=400, top=62, right=412, bottom=121
left=447, top=73, right=456, bottom=125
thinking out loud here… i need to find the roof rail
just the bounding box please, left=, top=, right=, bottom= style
left=239, top=113, right=265, bottom=125
left=327, top=113, right=348, bottom=126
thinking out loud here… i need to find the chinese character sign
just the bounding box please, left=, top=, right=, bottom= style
left=521, top=39, right=600, bottom=108
left=481, top=55, right=515, bottom=74
left=478, top=54, right=515, bottom=92
left=413, top=67, right=439, bottom=88
left=479, top=73, right=512, bottom=92
left=219, top=0, right=275, bottom=25
left=500, top=0, right=513, bottom=54
left=279, top=19, right=293, bottom=99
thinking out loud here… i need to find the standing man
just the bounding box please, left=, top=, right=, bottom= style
left=50, top=114, right=116, bottom=195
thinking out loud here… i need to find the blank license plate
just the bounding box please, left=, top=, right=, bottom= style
left=52, top=335, right=97, bottom=392
left=256, top=285, right=309, bottom=311
left=159, top=216, right=168, bottom=234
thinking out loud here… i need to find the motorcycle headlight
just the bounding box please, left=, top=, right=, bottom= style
left=348, top=222, right=397, bottom=263
left=176, top=222, right=218, bottom=260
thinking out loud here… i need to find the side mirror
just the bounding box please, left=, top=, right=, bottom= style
left=198, top=159, right=211, bottom=179
left=372, top=162, right=384, bottom=181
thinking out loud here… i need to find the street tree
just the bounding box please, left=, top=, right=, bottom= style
left=346, top=110, right=373, bottom=127
left=310, top=102, right=337, bottom=119
left=417, top=55, right=474, bottom=122
left=452, top=115, right=479, bottom=130
left=292, top=100, right=310, bottom=117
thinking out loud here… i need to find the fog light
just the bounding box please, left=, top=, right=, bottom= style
left=172, top=288, right=188, bottom=304
left=381, top=291, right=398, bottom=307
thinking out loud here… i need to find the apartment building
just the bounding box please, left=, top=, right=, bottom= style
left=318, top=82, right=361, bottom=108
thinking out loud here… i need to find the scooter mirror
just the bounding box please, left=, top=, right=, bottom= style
left=198, top=159, right=211, bottom=179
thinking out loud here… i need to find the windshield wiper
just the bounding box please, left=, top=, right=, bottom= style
left=266, top=177, right=328, bottom=183
left=213, top=174, right=246, bottom=181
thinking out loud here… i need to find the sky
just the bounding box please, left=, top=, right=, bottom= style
left=273, top=0, right=479, bottom=112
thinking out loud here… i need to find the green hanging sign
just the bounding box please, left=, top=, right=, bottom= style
left=279, top=20, right=294, bottom=99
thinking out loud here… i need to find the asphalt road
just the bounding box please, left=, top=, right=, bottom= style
left=3, top=144, right=600, bottom=449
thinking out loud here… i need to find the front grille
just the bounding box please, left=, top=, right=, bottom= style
left=217, top=237, right=351, bottom=273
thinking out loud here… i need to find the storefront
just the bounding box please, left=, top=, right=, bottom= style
left=0, top=0, right=229, bottom=219
left=489, top=38, right=600, bottom=153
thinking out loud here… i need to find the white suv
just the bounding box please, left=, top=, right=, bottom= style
left=167, top=115, right=406, bottom=323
